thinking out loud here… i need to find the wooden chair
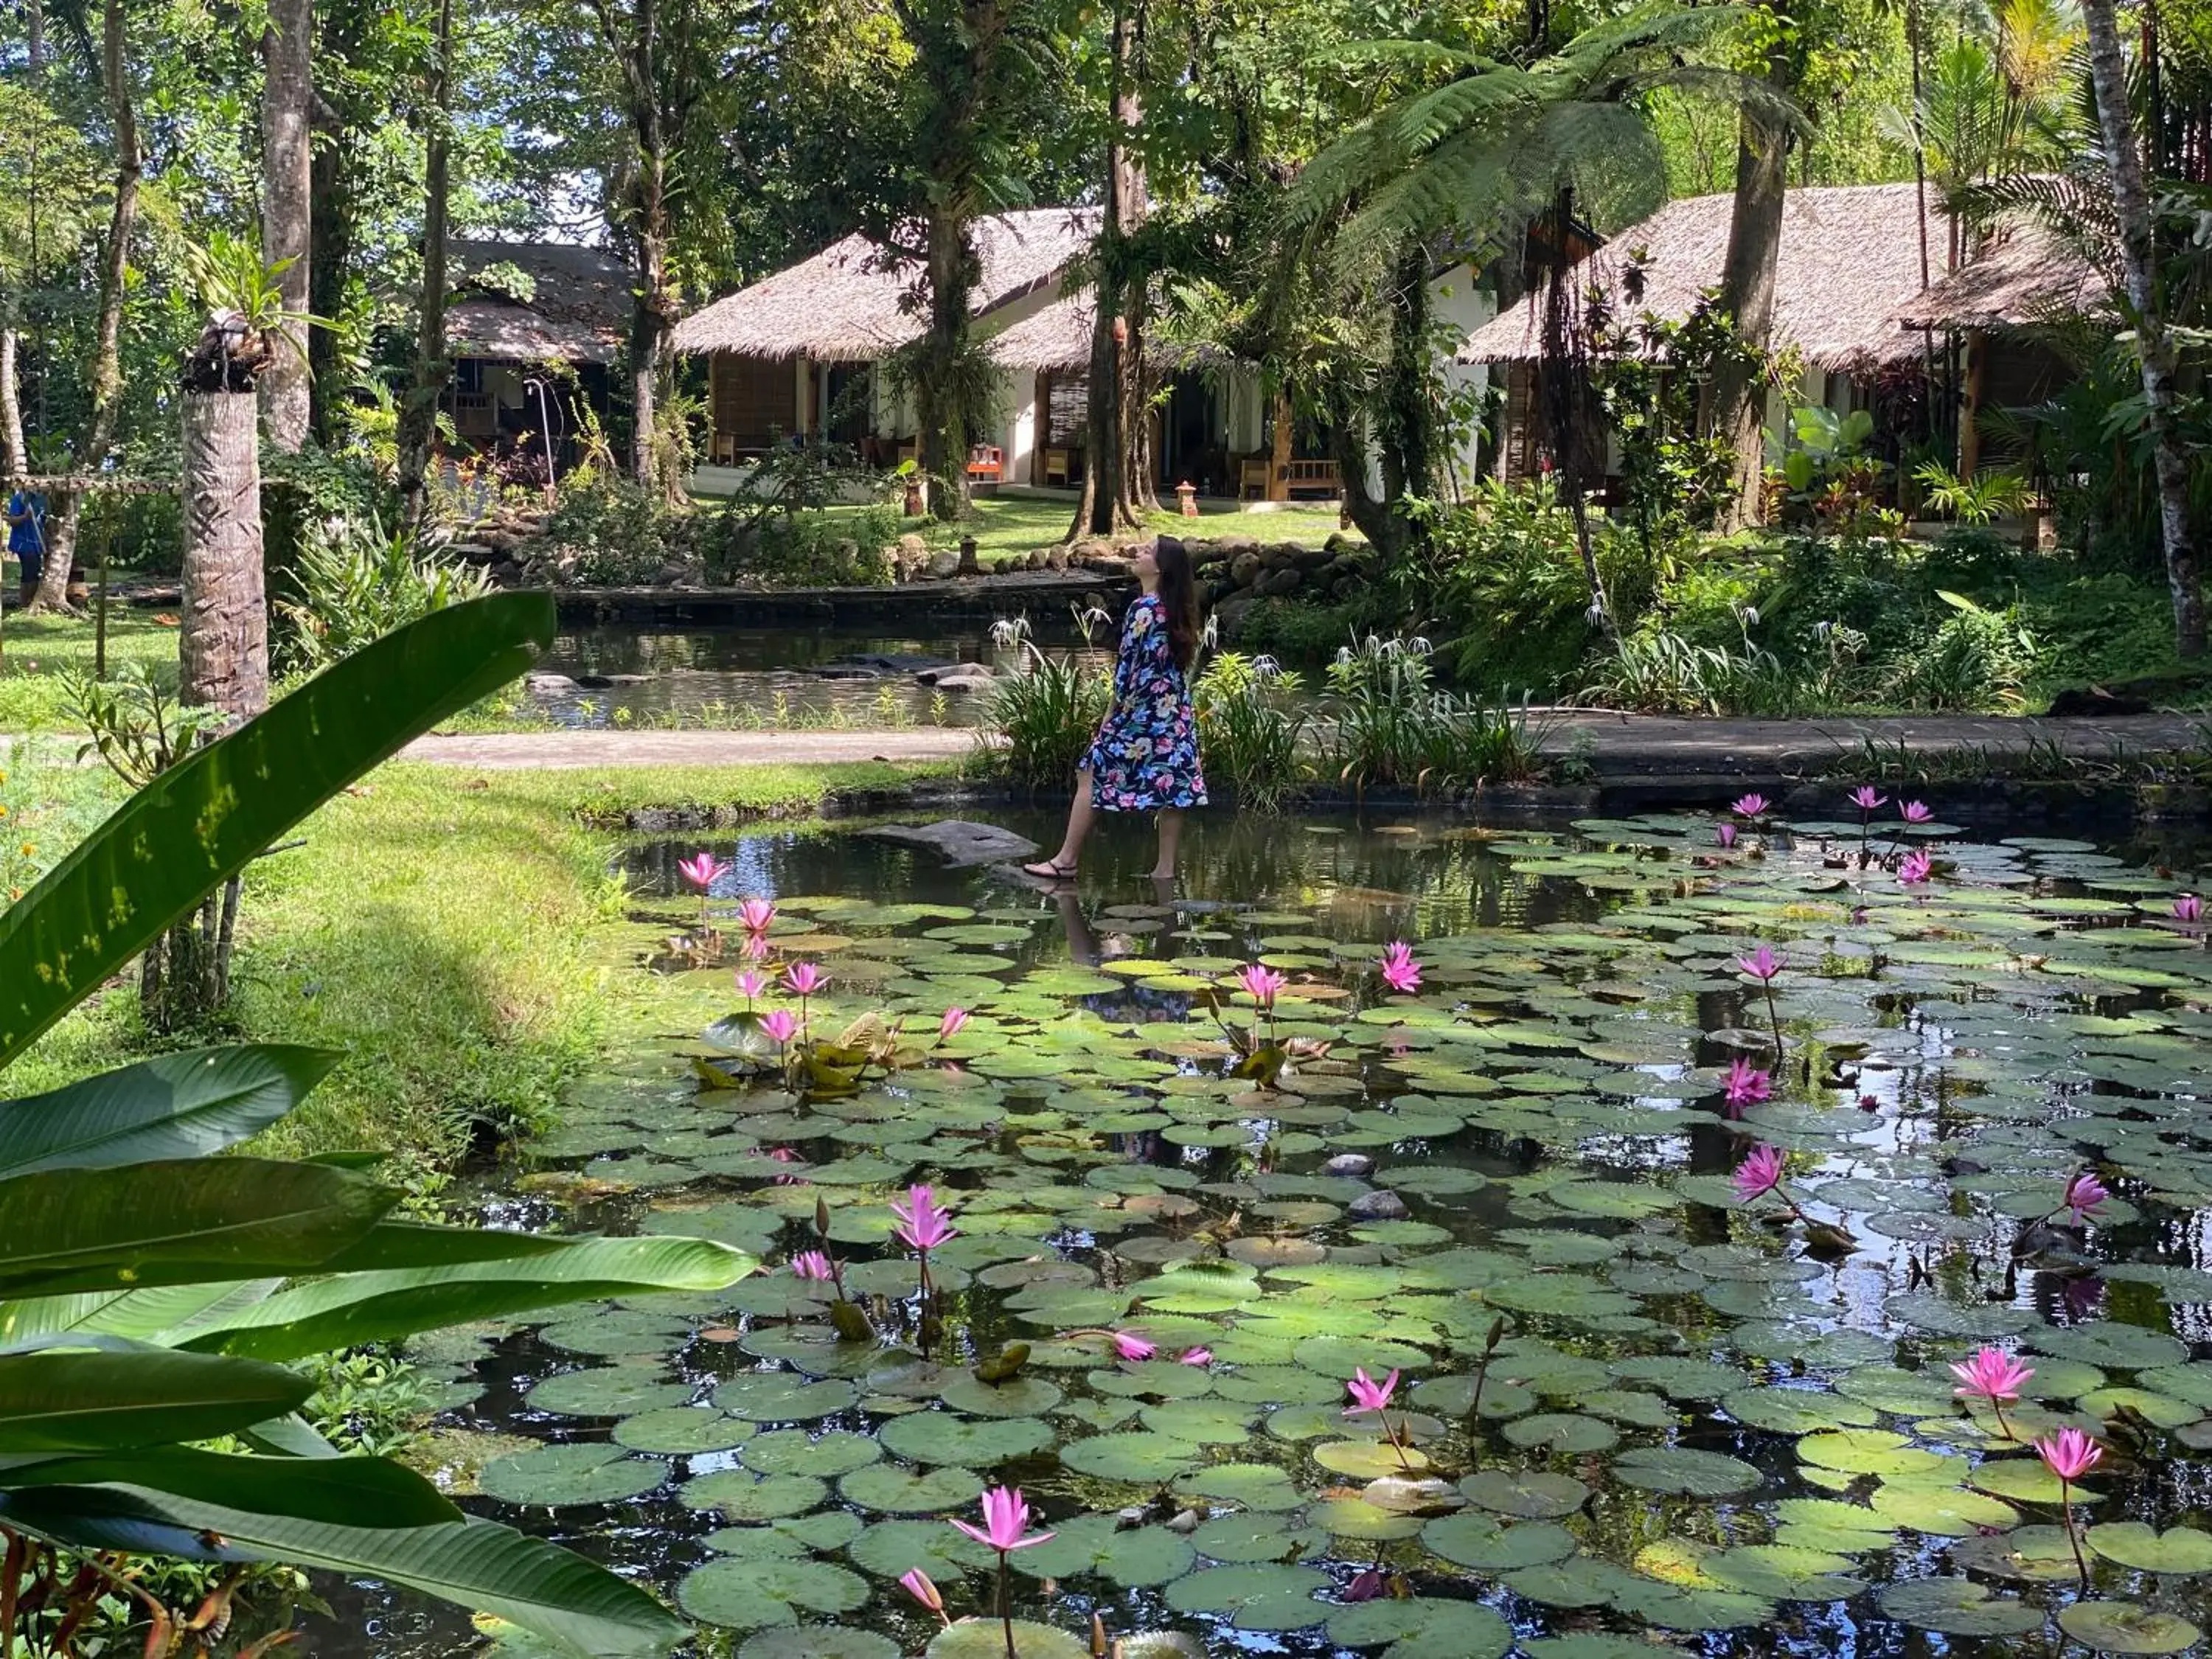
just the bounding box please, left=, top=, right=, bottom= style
left=712, top=431, right=738, bottom=466
left=1043, top=448, right=1074, bottom=487
left=1237, top=456, right=1271, bottom=500
left=967, top=444, right=1004, bottom=493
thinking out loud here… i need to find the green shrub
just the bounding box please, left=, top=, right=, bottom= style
left=1322, top=635, right=1545, bottom=793
left=984, top=619, right=1111, bottom=786
left=704, top=502, right=899, bottom=587
left=541, top=473, right=692, bottom=585
left=1885, top=591, right=2036, bottom=709
left=276, top=513, right=496, bottom=676
left=1195, top=652, right=1309, bottom=810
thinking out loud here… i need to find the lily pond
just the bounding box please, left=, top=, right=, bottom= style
left=341, top=805, right=2212, bottom=1659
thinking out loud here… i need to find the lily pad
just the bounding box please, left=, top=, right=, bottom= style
left=879, top=1413, right=1054, bottom=1466
left=1877, top=1577, right=2043, bottom=1636
left=1325, top=1597, right=1512, bottom=1658
left=1161, top=1564, right=1329, bottom=1631
left=1610, top=1447, right=1762, bottom=1497
left=2058, top=1602, right=2202, bottom=1655
left=476, top=1444, right=669, bottom=1508
left=677, top=1558, right=869, bottom=1629
left=2088, top=1523, right=2212, bottom=1576
left=1010, top=1513, right=1197, bottom=1587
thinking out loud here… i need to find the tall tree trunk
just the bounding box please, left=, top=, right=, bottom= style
left=628, top=149, right=672, bottom=490
left=260, top=0, right=313, bottom=452
left=397, top=0, right=453, bottom=535
left=0, top=330, right=23, bottom=478
left=1079, top=0, right=1150, bottom=537
left=33, top=0, right=139, bottom=612
left=2083, top=0, right=2202, bottom=657
left=308, top=0, right=366, bottom=444
left=1375, top=237, right=1435, bottom=520
left=916, top=204, right=974, bottom=522
left=1704, top=77, right=1792, bottom=532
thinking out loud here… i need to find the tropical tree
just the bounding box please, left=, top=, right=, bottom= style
left=260, top=0, right=314, bottom=452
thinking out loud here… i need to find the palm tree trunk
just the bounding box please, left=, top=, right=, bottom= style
left=0, top=329, right=24, bottom=478
left=917, top=203, right=973, bottom=523
left=1705, top=84, right=1791, bottom=532
left=34, top=0, right=139, bottom=612
left=260, top=0, right=313, bottom=453
left=397, top=0, right=453, bottom=534
left=2082, top=0, right=2202, bottom=657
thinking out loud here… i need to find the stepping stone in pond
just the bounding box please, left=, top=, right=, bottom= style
left=862, top=820, right=1041, bottom=869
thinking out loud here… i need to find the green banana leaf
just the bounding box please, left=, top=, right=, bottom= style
left=0, top=1445, right=459, bottom=1528
left=0, top=1488, right=683, bottom=1656
left=0, top=1046, right=341, bottom=1177
left=179, top=1234, right=754, bottom=1361
left=0, top=1281, right=282, bottom=1348
left=0, top=1349, right=311, bottom=1453
left=0, top=1158, right=394, bottom=1298
left=310, top=1220, right=573, bottom=1273
left=0, top=592, right=555, bottom=1066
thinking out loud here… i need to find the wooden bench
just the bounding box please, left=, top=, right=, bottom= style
left=1282, top=457, right=1340, bottom=498
left=967, top=445, right=1004, bottom=494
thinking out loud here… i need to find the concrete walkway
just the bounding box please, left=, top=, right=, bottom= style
left=401, top=710, right=2207, bottom=774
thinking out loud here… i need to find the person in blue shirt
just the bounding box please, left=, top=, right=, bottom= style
left=5, top=488, right=46, bottom=605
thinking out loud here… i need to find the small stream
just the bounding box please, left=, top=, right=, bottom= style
left=305, top=807, right=2212, bottom=1659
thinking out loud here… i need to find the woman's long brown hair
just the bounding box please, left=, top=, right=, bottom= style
left=1153, top=535, right=1201, bottom=672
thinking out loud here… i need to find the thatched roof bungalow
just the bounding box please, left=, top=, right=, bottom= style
left=438, top=240, right=633, bottom=470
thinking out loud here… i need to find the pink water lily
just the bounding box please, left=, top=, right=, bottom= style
left=782, top=961, right=826, bottom=998
left=1343, top=1368, right=1399, bottom=1416
left=1344, top=1565, right=1385, bottom=1602
left=1950, top=1346, right=2034, bottom=1441
left=678, top=852, right=729, bottom=892
left=893, top=1183, right=958, bottom=1253
left=2059, top=1169, right=2110, bottom=1224
left=734, top=897, right=776, bottom=933
left=790, top=1250, right=836, bottom=1282
left=1716, top=822, right=1738, bottom=849
left=1731, top=793, right=1770, bottom=818
left=1899, top=799, right=1933, bottom=824
left=759, top=1008, right=799, bottom=1046
left=734, top=969, right=767, bottom=1005
left=1736, top=946, right=1781, bottom=982
left=1379, top=942, right=1422, bottom=995
left=938, top=1006, right=970, bottom=1043
left=2037, top=1427, right=2104, bottom=1589
left=2175, top=893, right=2204, bottom=923
left=1849, top=786, right=1887, bottom=813
left=1178, top=1347, right=1213, bottom=1368
left=1899, top=849, right=1933, bottom=886
left=740, top=929, right=772, bottom=961
left=900, top=1566, right=948, bottom=1627
left=952, top=1485, right=1055, bottom=1554
left=1111, top=1329, right=1155, bottom=1362
left=1723, top=1058, right=1770, bottom=1113
left=1236, top=963, right=1287, bottom=1009
left=1732, top=1144, right=1788, bottom=1205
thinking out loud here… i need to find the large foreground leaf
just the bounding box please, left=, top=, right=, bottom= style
left=0, top=1484, right=682, bottom=1657
left=0, top=1349, right=311, bottom=1452
left=178, top=1234, right=757, bottom=1360
left=0, top=1158, right=394, bottom=1297
left=0, top=592, right=555, bottom=1066
left=0, top=1046, right=341, bottom=1176
left=0, top=1445, right=460, bottom=1527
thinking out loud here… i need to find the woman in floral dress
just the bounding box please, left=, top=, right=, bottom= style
left=1023, top=535, right=1207, bottom=883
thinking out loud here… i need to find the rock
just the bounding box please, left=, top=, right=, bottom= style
left=930, top=672, right=998, bottom=695
left=1324, top=532, right=1353, bottom=554
left=1323, top=1153, right=1375, bottom=1180
left=1293, top=543, right=1337, bottom=572
left=1265, top=542, right=1304, bottom=567
left=1254, top=566, right=1304, bottom=597
left=1362, top=1475, right=1465, bottom=1515
left=526, top=672, right=581, bottom=695
left=1213, top=592, right=1258, bottom=639
left=861, top=819, right=1041, bottom=869
left=1228, top=552, right=1265, bottom=588
left=650, top=560, right=691, bottom=586
left=1330, top=576, right=1366, bottom=601
left=1044, top=547, right=1071, bottom=572
left=912, top=660, right=986, bottom=685
left=925, top=549, right=962, bottom=579
left=1346, top=1189, right=1410, bottom=1221
left=1214, top=535, right=1261, bottom=557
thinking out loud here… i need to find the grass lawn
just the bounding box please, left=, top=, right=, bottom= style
left=8, top=756, right=953, bottom=1184
left=0, top=608, right=181, bottom=729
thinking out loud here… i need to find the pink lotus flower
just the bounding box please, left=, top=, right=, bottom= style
left=678, top=852, right=730, bottom=891
left=938, top=1006, right=970, bottom=1042
left=1849, top=786, right=1887, bottom=813
left=1899, top=849, right=1933, bottom=886
left=759, top=1009, right=799, bottom=1046
left=734, top=970, right=768, bottom=1004
left=1736, top=945, right=1781, bottom=982
left=1178, top=1347, right=1213, bottom=1368
left=951, top=1486, right=1055, bottom=1554
left=1110, top=1329, right=1155, bottom=1362
left=1732, top=1144, right=1787, bottom=1204
left=1344, top=1565, right=1384, bottom=1602
left=1379, top=942, right=1422, bottom=995
left=1343, top=1368, right=1399, bottom=1416
left=1950, top=1346, right=2034, bottom=1441
left=2062, top=1169, right=2110, bottom=1223
left=893, top=1183, right=958, bottom=1252
left=900, top=1566, right=948, bottom=1625
left=741, top=930, right=772, bottom=961
left=1236, top=963, right=1287, bottom=1009
left=734, top=898, right=776, bottom=933
left=1717, top=823, right=1738, bottom=849
left=790, top=1251, right=836, bottom=1282
left=2036, top=1426, right=2104, bottom=1484
left=1723, top=1058, right=1770, bottom=1110
left=1899, top=800, right=1933, bottom=824
left=1731, top=793, right=1770, bottom=818
left=2175, top=894, right=2204, bottom=923
left=782, top=961, right=827, bottom=998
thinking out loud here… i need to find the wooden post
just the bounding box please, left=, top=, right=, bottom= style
left=1268, top=392, right=1292, bottom=503
left=1959, top=328, right=1985, bottom=480
left=94, top=517, right=109, bottom=679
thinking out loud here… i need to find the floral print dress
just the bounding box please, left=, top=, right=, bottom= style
left=1085, top=594, right=1207, bottom=812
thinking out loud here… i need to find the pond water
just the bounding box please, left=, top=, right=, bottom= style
left=527, top=627, right=1105, bottom=730
left=315, top=805, right=2212, bottom=1659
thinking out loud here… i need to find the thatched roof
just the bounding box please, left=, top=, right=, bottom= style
left=1458, top=184, right=1935, bottom=372
left=447, top=240, right=633, bottom=364
left=987, top=290, right=1099, bottom=372
left=1891, top=224, right=2107, bottom=332
left=673, top=209, right=1099, bottom=361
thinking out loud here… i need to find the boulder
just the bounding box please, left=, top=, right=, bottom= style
left=1228, top=552, right=1265, bottom=588
left=930, top=671, right=998, bottom=695
left=1292, top=543, right=1337, bottom=572
left=861, top=820, right=1041, bottom=869
left=1254, top=566, right=1304, bottom=597
left=1044, top=547, right=1071, bottom=573
left=1346, top=1189, right=1411, bottom=1221
left=1214, top=535, right=1262, bottom=557
left=911, top=660, right=986, bottom=685
left=1323, top=1152, right=1375, bottom=1180
left=526, top=672, right=581, bottom=696
left=925, top=548, right=963, bottom=579
left=1212, top=592, right=1259, bottom=639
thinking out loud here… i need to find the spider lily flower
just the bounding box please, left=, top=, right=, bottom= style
left=2037, top=1426, right=2104, bottom=1483
left=734, top=898, right=776, bottom=933
left=938, top=1006, right=970, bottom=1043
left=782, top=961, right=827, bottom=998
left=893, top=1184, right=958, bottom=1252
left=1379, top=942, right=1422, bottom=995
left=1731, top=793, right=1770, bottom=818
left=1723, top=1058, right=1770, bottom=1110
left=677, top=852, right=729, bottom=891
left=1110, top=1330, right=1155, bottom=1362
left=1732, top=1144, right=1787, bottom=1204
left=1343, top=1368, right=1399, bottom=1417
left=1848, top=786, right=1887, bottom=813
left=951, top=1486, right=1055, bottom=1554
left=1899, top=849, right=1933, bottom=886
left=2061, top=1169, right=2110, bottom=1223
left=2175, top=894, right=2204, bottom=923
left=1735, top=946, right=1781, bottom=982
left=900, top=1567, right=949, bottom=1626
left=1236, top=964, right=1287, bottom=1009
left=1899, top=800, right=1934, bottom=824
left=759, top=1009, right=799, bottom=1046
left=1716, top=823, right=1738, bottom=849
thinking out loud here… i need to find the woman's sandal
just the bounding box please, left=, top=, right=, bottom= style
left=1020, top=859, right=1079, bottom=881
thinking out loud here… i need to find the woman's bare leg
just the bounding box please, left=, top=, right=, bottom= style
left=1150, top=808, right=1185, bottom=881
left=1023, top=768, right=1098, bottom=877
